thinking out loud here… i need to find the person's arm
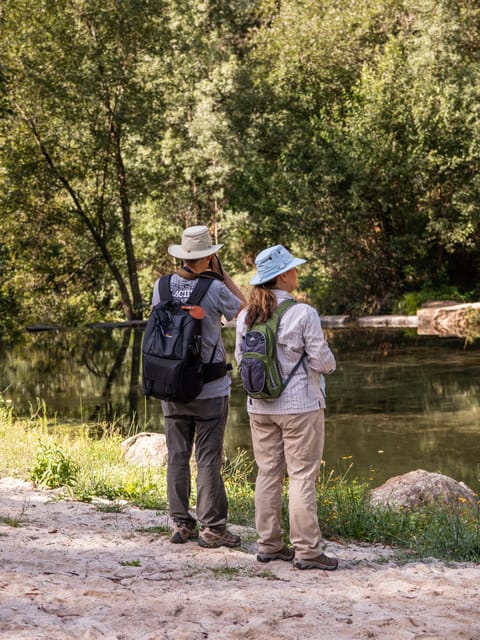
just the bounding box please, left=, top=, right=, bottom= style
left=302, top=306, right=336, bottom=374
left=223, top=271, right=246, bottom=312
left=210, top=254, right=246, bottom=313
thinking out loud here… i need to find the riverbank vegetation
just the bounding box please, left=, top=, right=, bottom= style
left=1, top=408, right=479, bottom=563
left=1, top=0, right=480, bottom=332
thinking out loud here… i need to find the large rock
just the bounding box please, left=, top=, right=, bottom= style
left=370, top=469, right=477, bottom=512
left=121, top=432, right=168, bottom=467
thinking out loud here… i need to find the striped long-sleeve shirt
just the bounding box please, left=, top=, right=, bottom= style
left=234, top=290, right=336, bottom=415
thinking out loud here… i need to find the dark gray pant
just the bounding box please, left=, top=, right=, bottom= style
left=162, top=395, right=229, bottom=528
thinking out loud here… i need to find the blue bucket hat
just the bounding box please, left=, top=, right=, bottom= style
left=250, top=245, right=306, bottom=285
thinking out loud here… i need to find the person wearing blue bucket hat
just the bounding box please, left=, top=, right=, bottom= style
left=235, top=244, right=339, bottom=570
left=249, top=245, right=306, bottom=285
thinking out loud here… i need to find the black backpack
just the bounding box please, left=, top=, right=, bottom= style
left=142, top=275, right=227, bottom=402
left=240, top=299, right=305, bottom=399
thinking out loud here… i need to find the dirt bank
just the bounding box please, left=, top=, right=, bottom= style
left=1, top=477, right=479, bottom=640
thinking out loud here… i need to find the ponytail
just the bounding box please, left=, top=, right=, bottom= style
left=245, top=280, right=278, bottom=327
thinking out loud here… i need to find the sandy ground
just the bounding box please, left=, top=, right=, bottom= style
left=1, top=477, right=479, bottom=640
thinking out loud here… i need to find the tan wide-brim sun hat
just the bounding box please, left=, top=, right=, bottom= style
left=168, top=225, right=224, bottom=260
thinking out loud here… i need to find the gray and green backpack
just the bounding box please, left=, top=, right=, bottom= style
left=239, top=299, right=305, bottom=399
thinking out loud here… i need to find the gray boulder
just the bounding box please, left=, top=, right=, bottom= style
left=121, top=432, right=168, bottom=467
left=370, top=469, right=477, bottom=512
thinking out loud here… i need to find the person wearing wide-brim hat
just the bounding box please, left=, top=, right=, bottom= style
left=234, top=244, right=339, bottom=570
left=152, top=225, right=246, bottom=549
left=167, top=225, right=224, bottom=260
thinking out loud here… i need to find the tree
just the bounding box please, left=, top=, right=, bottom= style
left=227, top=0, right=409, bottom=307
left=0, top=0, right=258, bottom=324
left=228, top=0, right=480, bottom=312
left=0, top=0, right=170, bottom=321
left=329, top=0, right=480, bottom=310
left=148, top=0, right=258, bottom=261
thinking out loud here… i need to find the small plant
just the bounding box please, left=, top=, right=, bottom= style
left=120, top=559, right=141, bottom=567
left=210, top=566, right=245, bottom=579
left=95, top=501, right=127, bottom=513
left=0, top=515, right=23, bottom=527
left=136, top=525, right=170, bottom=536
left=210, top=564, right=274, bottom=580
left=255, top=569, right=280, bottom=580
left=29, top=443, right=79, bottom=488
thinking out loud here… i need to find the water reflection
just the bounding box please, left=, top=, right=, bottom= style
left=1, top=327, right=479, bottom=492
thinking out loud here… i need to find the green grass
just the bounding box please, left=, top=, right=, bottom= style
left=316, top=463, right=480, bottom=563
left=119, top=559, right=141, bottom=567
left=1, top=406, right=479, bottom=562
left=136, top=525, right=170, bottom=536
left=209, top=564, right=277, bottom=580
left=0, top=515, right=24, bottom=527
left=95, top=501, right=128, bottom=513
left=0, top=410, right=169, bottom=509
left=223, top=448, right=255, bottom=525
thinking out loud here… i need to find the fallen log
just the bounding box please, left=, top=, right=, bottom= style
left=417, top=302, right=480, bottom=337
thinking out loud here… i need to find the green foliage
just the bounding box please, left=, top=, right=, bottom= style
left=393, top=287, right=467, bottom=315
left=136, top=524, right=170, bottom=536
left=2, top=410, right=480, bottom=561
left=0, top=515, right=23, bottom=528
left=1, top=0, right=480, bottom=323
left=316, top=463, right=480, bottom=562
left=120, top=559, right=142, bottom=567
left=223, top=448, right=256, bottom=525
left=94, top=501, right=127, bottom=513
left=69, top=433, right=169, bottom=508
left=0, top=0, right=172, bottom=322
left=229, top=0, right=480, bottom=313
left=30, top=443, right=79, bottom=489
left=0, top=242, right=22, bottom=338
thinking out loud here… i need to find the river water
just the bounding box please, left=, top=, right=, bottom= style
left=1, top=326, right=479, bottom=492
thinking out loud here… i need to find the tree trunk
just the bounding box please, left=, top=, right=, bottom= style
left=110, top=119, right=144, bottom=320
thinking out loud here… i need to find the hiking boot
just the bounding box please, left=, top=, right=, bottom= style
left=170, top=521, right=199, bottom=544
left=198, top=526, right=241, bottom=548
left=257, top=544, right=295, bottom=563
left=293, top=553, right=338, bottom=571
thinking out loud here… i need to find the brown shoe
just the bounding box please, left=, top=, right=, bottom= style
left=198, top=526, right=241, bottom=548
left=170, top=521, right=199, bottom=544
left=257, top=544, right=295, bottom=563
left=294, top=553, right=338, bottom=571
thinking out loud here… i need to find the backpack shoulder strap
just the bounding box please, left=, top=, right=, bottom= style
left=187, top=276, right=214, bottom=306
left=276, top=298, right=296, bottom=316
left=272, top=298, right=306, bottom=388
left=270, top=298, right=296, bottom=327
left=188, top=276, right=225, bottom=382
left=158, top=275, right=173, bottom=302
left=156, top=274, right=213, bottom=306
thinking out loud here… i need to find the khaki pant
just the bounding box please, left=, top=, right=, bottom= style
left=249, top=410, right=325, bottom=560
